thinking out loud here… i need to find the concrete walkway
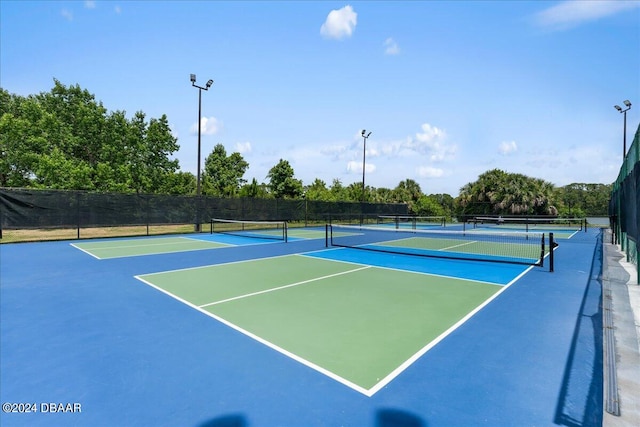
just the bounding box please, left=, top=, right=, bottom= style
left=602, top=229, right=640, bottom=427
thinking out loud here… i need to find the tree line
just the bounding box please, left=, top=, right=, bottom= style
left=0, top=81, right=611, bottom=217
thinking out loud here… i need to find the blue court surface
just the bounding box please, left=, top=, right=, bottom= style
left=0, top=227, right=604, bottom=426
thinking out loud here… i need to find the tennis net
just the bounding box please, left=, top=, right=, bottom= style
left=468, top=216, right=585, bottom=232
left=377, top=215, right=446, bottom=229
left=210, top=218, right=287, bottom=242
left=327, top=224, right=552, bottom=268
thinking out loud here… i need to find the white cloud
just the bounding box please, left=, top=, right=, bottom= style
left=499, top=140, right=518, bottom=155
left=415, top=123, right=445, bottom=143
left=383, top=38, right=399, bottom=55
left=114, top=5, right=121, bottom=14
left=533, top=0, right=640, bottom=31
left=235, top=141, right=252, bottom=154
left=190, top=116, right=222, bottom=135
left=417, top=166, right=444, bottom=178
left=84, top=1, right=96, bottom=9
left=346, top=161, right=375, bottom=174
left=61, top=9, right=73, bottom=21
left=377, top=124, right=456, bottom=162
left=413, top=123, right=456, bottom=161
left=320, top=5, right=357, bottom=40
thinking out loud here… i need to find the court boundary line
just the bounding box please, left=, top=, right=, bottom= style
left=299, top=249, right=507, bottom=287
left=70, top=243, right=102, bottom=259
left=134, top=272, right=374, bottom=396
left=139, top=252, right=320, bottom=277
left=198, top=266, right=371, bottom=308
left=71, top=236, right=233, bottom=259
left=140, top=247, right=508, bottom=287
left=367, top=261, right=535, bottom=394
left=135, top=259, right=530, bottom=397
left=134, top=251, right=536, bottom=397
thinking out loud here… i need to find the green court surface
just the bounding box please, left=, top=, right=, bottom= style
left=287, top=228, right=328, bottom=239
left=72, top=236, right=230, bottom=259
left=136, top=254, right=501, bottom=394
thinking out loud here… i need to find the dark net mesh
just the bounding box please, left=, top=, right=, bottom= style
left=0, top=188, right=408, bottom=240
left=609, top=123, right=639, bottom=284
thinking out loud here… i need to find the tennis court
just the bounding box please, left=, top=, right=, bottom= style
left=0, top=223, right=605, bottom=426
left=71, top=223, right=328, bottom=259
left=136, top=252, right=514, bottom=395
left=467, top=216, right=587, bottom=239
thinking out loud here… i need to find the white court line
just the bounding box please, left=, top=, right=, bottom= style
left=136, top=272, right=375, bottom=396
left=439, top=240, right=477, bottom=251
left=70, top=243, right=102, bottom=259
left=75, top=237, right=214, bottom=251
left=199, top=266, right=371, bottom=308
left=299, top=250, right=505, bottom=287
left=140, top=253, right=315, bottom=277
left=367, top=263, right=536, bottom=395
left=135, top=251, right=532, bottom=397
left=70, top=237, right=233, bottom=259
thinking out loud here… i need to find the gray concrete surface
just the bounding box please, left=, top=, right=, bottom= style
left=602, top=229, right=640, bottom=427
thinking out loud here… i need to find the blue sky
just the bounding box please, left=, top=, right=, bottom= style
left=1, top=1, right=639, bottom=195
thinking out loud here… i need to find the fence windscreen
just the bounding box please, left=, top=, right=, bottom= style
left=0, top=188, right=408, bottom=240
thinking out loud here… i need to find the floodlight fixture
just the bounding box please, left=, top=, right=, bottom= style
left=361, top=130, right=372, bottom=203
left=191, top=73, right=214, bottom=231
left=614, top=99, right=632, bottom=159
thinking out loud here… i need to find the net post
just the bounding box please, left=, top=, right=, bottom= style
left=210, top=219, right=213, bottom=234
left=549, top=232, right=555, bottom=272
left=284, top=221, right=288, bottom=243
left=325, top=223, right=329, bottom=248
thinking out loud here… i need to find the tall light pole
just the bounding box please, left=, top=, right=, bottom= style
left=361, top=130, right=372, bottom=202
left=614, top=100, right=632, bottom=159
left=191, top=74, right=213, bottom=231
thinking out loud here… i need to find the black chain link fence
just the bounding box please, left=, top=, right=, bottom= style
left=0, top=188, right=408, bottom=242
left=609, top=123, right=639, bottom=283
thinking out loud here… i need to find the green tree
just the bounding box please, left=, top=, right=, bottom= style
left=239, top=178, right=271, bottom=198
left=329, top=179, right=347, bottom=201
left=556, top=183, right=611, bottom=216
left=267, top=159, right=303, bottom=199
left=0, top=81, right=181, bottom=193
left=393, top=179, right=423, bottom=203
left=305, top=178, right=332, bottom=201
left=413, top=195, right=446, bottom=216
left=373, top=187, right=394, bottom=203
left=345, top=182, right=369, bottom=202
left=161, top=171, right=196, bottom=195
left=0, top=92, right=35, bottom=187
left=456, top=169, right=558, bottom=216
left=429, top=193, right=455, bottom=218
left=203, top=144, right=248, bottom=196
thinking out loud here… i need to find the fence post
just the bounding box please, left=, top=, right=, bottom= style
left=76, top=192, right=81, bottom=239
left=549, top=232, right=555, bottom=272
